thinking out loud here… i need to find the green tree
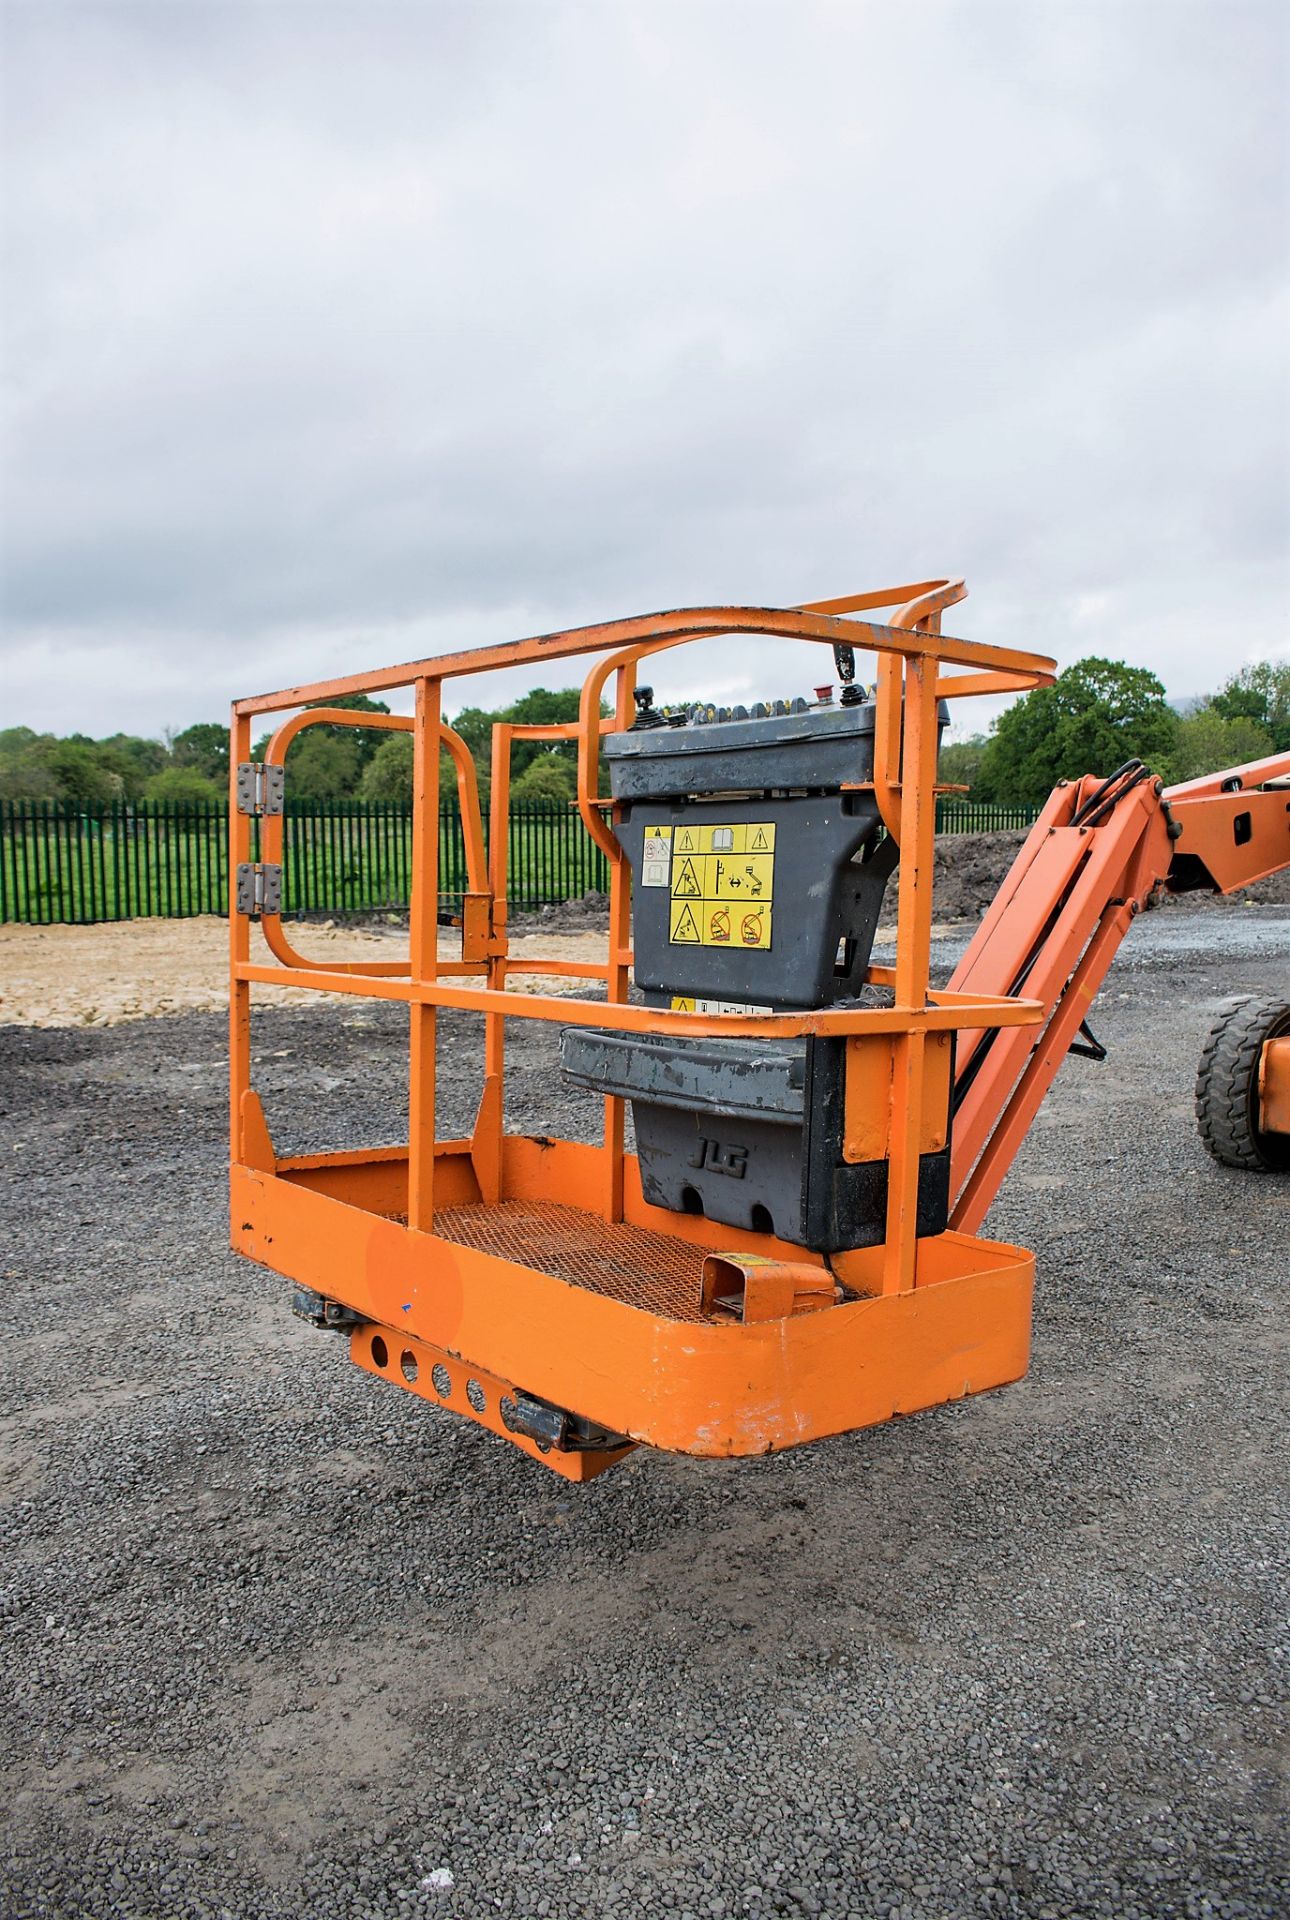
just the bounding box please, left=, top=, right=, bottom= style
left=444, top=706, right=496, bottom=801
left=1163, top=707, right=1273, bottom=785
left=45, top=740, right=124, bottom=806
left=263, top=692, right=395, bottom=800
left=0, top=729, right=59, bottom=802
left=938, top=734, right=989, bottom=792
left=288, top=731, right=363, bottom=802
left=249, top=694, right=394, bottom=789
left=511, top=755, right=576, bottom=804
left=0, top=732, right=132, bottom=806
left=171, top=722, right=230, bottom=786
left=976, top=658, right=1179, bottom=806
left=443, top=689, right=594, bottom=797
left=1210, top=660, right=1290, bottom=752
left=507, top=688, right=583, bottom=781
left=303, top=692, right=392, bottom=777
left=361, top=733, right=415, bottom=803
left=93, top=737, right=163, bottom=803
left=143, top=765, right=224, bottom=805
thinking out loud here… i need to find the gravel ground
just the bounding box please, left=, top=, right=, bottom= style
left=2, top=903, right=1287, bottom=1920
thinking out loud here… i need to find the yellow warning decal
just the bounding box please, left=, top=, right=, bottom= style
left=670, top=996, right=773, bottom=1015
left=734, top=905, right=771, bottom=950
left=713, top=854, right=773, bottom=900
left=672, top=823, right=776, bottom=857
left=667, top=823, right=775, bottom=947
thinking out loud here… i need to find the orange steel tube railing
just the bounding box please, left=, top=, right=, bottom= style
left=232, top=597, right=1051, bottom=715
left=253, top=707, right=488, bottom=978
left=229, top=587, right=1055, bottom=1301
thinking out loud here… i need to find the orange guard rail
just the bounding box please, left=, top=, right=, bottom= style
left=228, top=583, right=1060, bottom=1478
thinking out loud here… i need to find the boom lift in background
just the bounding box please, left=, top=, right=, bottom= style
left=227, top=582, right=1290, bottom=1480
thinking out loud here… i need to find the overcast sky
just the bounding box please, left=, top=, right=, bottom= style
left=2, top=0, right=1287, bottom=744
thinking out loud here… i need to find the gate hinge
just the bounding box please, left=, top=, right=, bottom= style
left=235, top=862, right=282, bottom=917
left=236, top=761, right=285, bottom=816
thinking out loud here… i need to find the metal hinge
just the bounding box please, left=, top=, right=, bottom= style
left=235, top=862, right=282, bottom=916
left=236, top=761, right=285, bottom=815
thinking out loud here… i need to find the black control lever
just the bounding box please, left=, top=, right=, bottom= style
left=834, top=644, right=864, bottom=706
left=630, top=685, right=667, bottom=730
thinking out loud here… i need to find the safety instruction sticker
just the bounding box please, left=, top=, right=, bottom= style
left=670, top=996, right=773, bottom=1015
left=672, top=823, right=775, bottom=856
left=641, top=826, right=673, bottom=888
left=667, top=822, right=775, bottom=949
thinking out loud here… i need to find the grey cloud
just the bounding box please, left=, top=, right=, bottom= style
left=1, top=0, right=1286, bottom=739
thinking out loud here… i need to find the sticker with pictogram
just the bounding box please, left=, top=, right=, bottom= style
left=711, top=854, right=772, bottom=900
left=669, top=901, right=702, bottom=944
left=641, top=826, right=672, bottom=888
left=665, top=822, right=775, bottom=947
left=670, top=996, right=773, bottom=1015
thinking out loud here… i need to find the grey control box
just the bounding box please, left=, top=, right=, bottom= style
left=560, top=694, right=951, bottom=1253
left=607, top=700, right=898, bottom=1008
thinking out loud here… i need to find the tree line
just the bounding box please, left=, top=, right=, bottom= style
left=0, top=687, right=589, bottom=809
left=942, top=657, right=1286, bottom=807
left=2, top=658, right=1284, bottom=813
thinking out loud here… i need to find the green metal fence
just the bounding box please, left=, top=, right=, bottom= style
left=934, top=801, right=1042, bottom=835
left=0, top=800, right=613, bottom=925
left=0, top=797, right=1040, bottom=926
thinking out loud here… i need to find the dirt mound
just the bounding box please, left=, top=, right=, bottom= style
left=933, top=832, right=1027, bottom=920
left=930, top=830, right=1290, bottom=920
left=509, top=890, right=611, bottom=934
left=1154, top=865, right=1290, bottom=908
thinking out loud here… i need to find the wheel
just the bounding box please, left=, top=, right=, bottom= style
left=1195, top=995, right=1290, bottom=1173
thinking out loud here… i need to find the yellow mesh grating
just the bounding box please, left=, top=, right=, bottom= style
left=432, top=1200, right=708, bottom=1322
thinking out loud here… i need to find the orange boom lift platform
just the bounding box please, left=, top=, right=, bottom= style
left=227, top=582, right=1290, bottom=1480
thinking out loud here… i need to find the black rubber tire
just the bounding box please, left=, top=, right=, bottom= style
left=1195, top=995, right=1290, bottom=1173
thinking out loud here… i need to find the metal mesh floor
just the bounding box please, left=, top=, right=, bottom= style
left=432, top=1200, right=708, bottom=1322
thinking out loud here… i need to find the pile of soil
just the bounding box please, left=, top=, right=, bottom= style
left=932, top=832, right=1027, bottom=919
left=1154, top=866, right=1290, bottom=908
left=930, top=832, right=1290, bottom=920
left=509, top=890, right=611, bottom=933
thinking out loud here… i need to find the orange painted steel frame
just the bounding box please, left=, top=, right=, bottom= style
left=946, top=748, right=1290, bottom=1233
left=229, top=584, right=1060, bottom=1476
